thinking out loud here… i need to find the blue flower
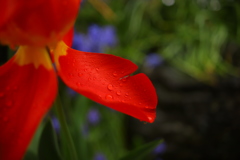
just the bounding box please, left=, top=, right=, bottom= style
left=87, top=108, right=101, bottom=125
left=99, top=26, right=117, bottom=47
left=153, top=142, right=166, bottom=155
left=66, top=87, right=77, bottom=97
left=51, top=116, right=60, bottom=133
left=72, top=33, right=92, bottom=52
left=93, top=153, right=107, bottom=160
left=145, top=53, right=163, bottom=68
left=73, top=24, right=117, bottom=53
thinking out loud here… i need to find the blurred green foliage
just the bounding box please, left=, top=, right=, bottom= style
left=78, top=0, right=240, bottom=83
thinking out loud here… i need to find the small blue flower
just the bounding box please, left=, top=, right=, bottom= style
left=88, top=25, right=101, bottom=41
left=87, top=108, right=101, bottom=125
left=72, top=33, right=92, bottom=52
left=100, top=26, right=117, bottom=47
left=145, top=53, right=163, bottom=68
left=51, top=116, right=60, bottom=133
left=73, top=24, right=117, bottom=53
left=153, top=142, right=166, bottom=155
left=66, top=87, right=77, bottom=97
left=93, top=153, right=107, bottom=160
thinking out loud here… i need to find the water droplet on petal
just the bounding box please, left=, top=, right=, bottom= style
left=76, top=82, right=81, bottom=87
left=68, top=73, right=74, bottom=77
left=107, top=84, right=113, bottom=91
left=116, top=91, right=121, bottom=96
left=95, top=68, right=99, bottom=72
left=147, top=116, right=154, bottom=122
left=120, top=76, right=129, bottom=82
left=78, top=73, right=83, bottom=77
left=3, top=116, right=8, bottom=122
left=13, top=86, right=18, bottom=90
left=105, top=94, right=113, bottom=100
left=122, top=78, right=127, bottom=82
left=113, top=71, right=118, bottom=77
left=6, top=100, right=12, bottom=107
left=0, top=92, right=4, bottom=97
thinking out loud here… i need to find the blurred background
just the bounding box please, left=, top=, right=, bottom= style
left=2, top=0, right=240, bottom=160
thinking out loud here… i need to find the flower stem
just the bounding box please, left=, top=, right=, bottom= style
left=53, top=94, right=78, bottom=160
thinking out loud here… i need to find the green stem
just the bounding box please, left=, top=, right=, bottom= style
left=53, top=94, right=78, bottom=160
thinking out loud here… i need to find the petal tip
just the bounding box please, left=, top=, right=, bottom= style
left=147, top=115, right=156, bottom=123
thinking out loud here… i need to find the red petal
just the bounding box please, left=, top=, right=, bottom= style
left=62, top=28, right=74, bottom=47
left=0, top=0, right=80, bottom=47
left=0, top=0, right=20, bottom=28
left=0, top=47, right=57, bottom=159
left=54, top=42, right=157, bottom=123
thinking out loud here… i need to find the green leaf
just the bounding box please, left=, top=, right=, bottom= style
left=25, top=121, right=45, bottom=157
left=38, top=118, right=62, bottom=160
left=119, top=139, right=163, bottom=160
left=23, top=150, right=38, bottom=160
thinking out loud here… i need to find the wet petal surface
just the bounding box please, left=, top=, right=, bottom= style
left=54, top=42, right=157, bottom=123
left=0, top=47, right=57, bottom=159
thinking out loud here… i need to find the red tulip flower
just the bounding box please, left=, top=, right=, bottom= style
left=0, top=0, right=157, bottom=159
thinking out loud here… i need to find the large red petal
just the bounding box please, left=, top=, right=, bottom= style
left=0, top=0, right=20, bottom=28
left=54, top=42, right=157, bottom=123
left=0, top=47, right=57, bottom=159
left=0, top=0, right=80, bottom=47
